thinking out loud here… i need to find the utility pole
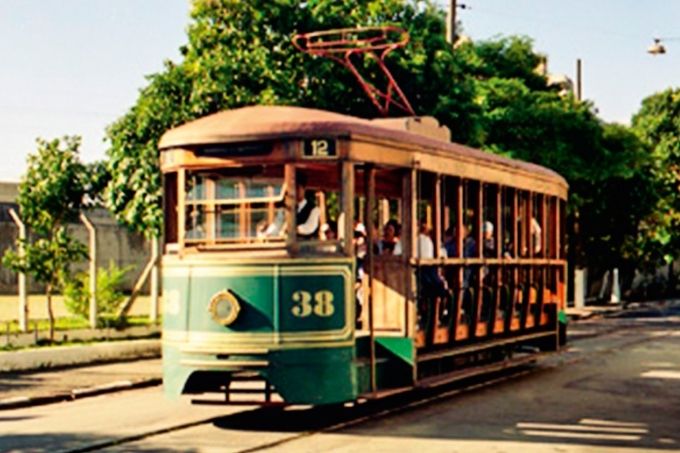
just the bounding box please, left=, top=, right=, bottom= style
left=576, top=58, right=582, bottom=101
left=446, top=0, right=457, bottom=44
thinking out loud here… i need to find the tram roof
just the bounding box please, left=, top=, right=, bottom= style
left=159, top=105, right=568, bottom=190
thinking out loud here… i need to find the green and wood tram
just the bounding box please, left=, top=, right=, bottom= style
left=159, top=105, right=568, bottom=405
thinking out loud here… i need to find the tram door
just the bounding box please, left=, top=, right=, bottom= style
left=355, top=167, right=410, bottom=336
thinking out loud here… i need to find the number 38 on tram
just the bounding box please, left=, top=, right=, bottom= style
left=159, top=105, right=568, bottom=405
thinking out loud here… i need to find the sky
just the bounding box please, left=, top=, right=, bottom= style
left=0, top=0, right=678, bottom=181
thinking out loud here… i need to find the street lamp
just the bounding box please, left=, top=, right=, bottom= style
left=648, top=38, right=665, bottom=55
left=648, top=37, right=680, bottom=55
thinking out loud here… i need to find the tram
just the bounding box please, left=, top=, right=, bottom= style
left=159, top=105, right=568, bottom=405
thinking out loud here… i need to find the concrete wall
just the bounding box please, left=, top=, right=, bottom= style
left=0, top=198, right=149, bottom=295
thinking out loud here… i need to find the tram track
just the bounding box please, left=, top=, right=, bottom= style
left=62, top=321, right=670, bottom=453
left=61, top=359, right=543, bottom=453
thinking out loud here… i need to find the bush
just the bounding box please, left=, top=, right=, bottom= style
left=64, top=261, right=132, bottom=326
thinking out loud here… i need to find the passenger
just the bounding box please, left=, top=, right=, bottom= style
left=417, top=221, right=435, bottom=259
left=531, top=217, right=542, bottom=255
left=353, top=221, right=367, bottom=328
left=483, top=220, right=496, bottom=257
left=378, top=219, right=402, bottom=256
left=443, top=226, right=456, bottom=257
left=462, top=224, right=476, bottom=258
left=503, top=232, right=514, bottom=258
left=259, top=199, right=285, bottom=238
left=322, top=220, right=338, bottom=241
left=416, top=220, right=449, bottom=300
left=295, top=177, right=321, bottom=240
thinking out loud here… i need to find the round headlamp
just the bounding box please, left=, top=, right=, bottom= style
left=208, top=290, right=241, bottom=326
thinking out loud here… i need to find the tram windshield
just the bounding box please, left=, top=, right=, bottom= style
left=184, top=166, right=286, bottom=244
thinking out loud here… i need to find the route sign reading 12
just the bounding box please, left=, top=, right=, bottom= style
left=304, top=138, right=337, bottom=158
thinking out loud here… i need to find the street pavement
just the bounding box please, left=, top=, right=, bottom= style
left=1, top=301, right=679, bottom=452
left=0, top=302, right=642, bottom=411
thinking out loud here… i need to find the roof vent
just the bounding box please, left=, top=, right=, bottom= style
left=371, top=116, right=451, bottom=142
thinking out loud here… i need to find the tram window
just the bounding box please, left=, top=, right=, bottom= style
left=502, top=187, right=515, bottom=258
left=354, top=167, right=404, bottom=257
left=417, top=172, right=436, bottom=259
left=295, top=165, right=344, bottom=253
left=518, top=190, right=529, bottom=257
left=464, top=180, right=481, bottom=258
left=531, top=194, right=543, bottom=256
left=163, top=172, right=178, bottom=247
left=183, top=166, right=285, bottom=245
left=442, top=176, right=460, bottom=258
left=482, top=184, right=498, bottom=258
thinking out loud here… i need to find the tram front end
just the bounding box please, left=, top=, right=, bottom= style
left=162, top=257, right=356, bottom=405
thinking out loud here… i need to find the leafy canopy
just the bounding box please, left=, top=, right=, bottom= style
left=105, top=0, right=478, bottom=237
left=2, top=136, right=88, bottom=287
left=631, top=88, right=680, bottom=267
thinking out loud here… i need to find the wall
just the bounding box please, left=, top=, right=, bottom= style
left=0, top=201, right=149, bottom=295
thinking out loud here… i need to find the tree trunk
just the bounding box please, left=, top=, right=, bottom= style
left=46, top=283, right=55, bottom=343
left=668, top=262, right=675, bottom=298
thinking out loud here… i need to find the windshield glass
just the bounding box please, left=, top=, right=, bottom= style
left=184, top=166, right=285, bottom=244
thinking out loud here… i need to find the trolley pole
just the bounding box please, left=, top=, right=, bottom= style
left=9, top=209, right=28, bottom=332
left=80, top=213, right=97, bottom=329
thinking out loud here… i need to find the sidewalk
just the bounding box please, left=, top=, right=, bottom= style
left=565, top=303, right=623, bottom=320
left=0, top=358, right=161, bottom=409
left=0, top=327, right=161, bottom=409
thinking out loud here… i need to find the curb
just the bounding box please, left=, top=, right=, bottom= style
left=0, top=339, right=160, bottom=372
left=0, top=377, right=161, bottom=410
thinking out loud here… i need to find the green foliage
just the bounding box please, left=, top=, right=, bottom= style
left=2, top=136, right=90, bottom=340
left=103, top=1, right=667, bottom=277
left=63, top=262, right=133, bottom=325
left=2, top=137, right=88, bottom=286
left=455, top=36, right=658, bottom=272
left=631, top=88, right=680, bottom=270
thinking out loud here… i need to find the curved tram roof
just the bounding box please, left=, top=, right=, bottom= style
left=159, top=106, right=568, bottom=199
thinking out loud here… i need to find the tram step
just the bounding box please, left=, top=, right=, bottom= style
left=416, top=352, right=539, bottom=389
left=416, top=330, right=555, bottom=364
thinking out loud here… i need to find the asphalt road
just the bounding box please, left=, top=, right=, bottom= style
left=1, top=303, right=679, bottom=453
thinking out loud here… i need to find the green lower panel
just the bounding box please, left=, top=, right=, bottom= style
left=163, top=346, right=192, bottom=399
left=163, top=344, right=357, bottom=405
left=264, top=347, right=357, bottom=405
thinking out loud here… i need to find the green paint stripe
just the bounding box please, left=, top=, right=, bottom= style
left=558, top=309, right=568, bottom=324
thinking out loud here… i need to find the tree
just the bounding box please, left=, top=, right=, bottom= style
left=457, top=36, right=657, bottom=280
left=631, top=88, right=680, bottom=287
left=2, top=137, right=89, bottom=341
left=105, top=0, right=479, bottom=237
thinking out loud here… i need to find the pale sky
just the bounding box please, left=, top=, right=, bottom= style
left=0, top=0, right=678, bottom=181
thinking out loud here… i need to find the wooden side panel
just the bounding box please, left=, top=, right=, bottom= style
left=372, top=259, right=408, bottom=333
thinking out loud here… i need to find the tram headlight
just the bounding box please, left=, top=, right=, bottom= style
left=208, top=290, right=241, bottom=326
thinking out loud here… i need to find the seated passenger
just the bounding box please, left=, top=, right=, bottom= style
left=378, top=219, right=402, bottom=256
left=259, top=200, right=285, bottom=238
left=416, top=221, right=449, bottom=299
left=417, top=221, right=435, bottom=259
left=483, top=220, right=496, bottom=257
left=322, top=220, right=338, bottom=241
left=531, top=217, right=542, bottom=255
left=296, top=177, right=321, bottom=240
left=442, top=227, right=454, bottom=257
left=463, top=224, right=476, bottom=258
